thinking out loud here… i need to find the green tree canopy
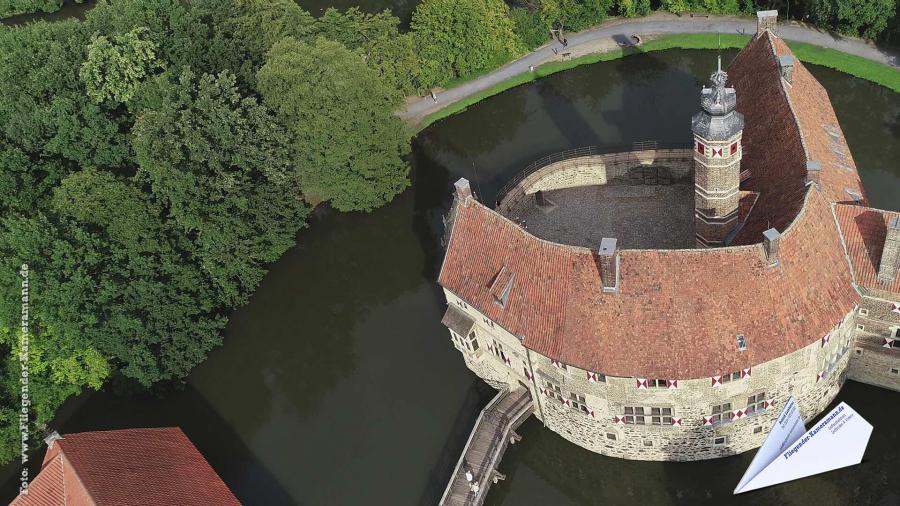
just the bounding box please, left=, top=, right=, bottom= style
left=257, top=37, right=411, bottom=211
left=411, top=0, right=526, bottom=86
left=80, top=27, right=162, bottom=104
left=807, top=0, right=896, bottom=39
left=132, top=69, right=308, bottom=305
left=314, top=7, right=426, bottom=95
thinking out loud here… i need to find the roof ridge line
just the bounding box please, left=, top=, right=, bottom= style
left=830, top=202, right=859, bottom=287
left=765, top=31, right=810, bottom=161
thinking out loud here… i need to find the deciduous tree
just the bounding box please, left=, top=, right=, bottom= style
left=257, top=37, right=411, bottom=211
left=411, top=0, right=526, bottom=86
left=80, top=27, right=162, bottom=104
left=807, top=0, right=896, bottom=39
left=132, top=69, right=308, bottom=305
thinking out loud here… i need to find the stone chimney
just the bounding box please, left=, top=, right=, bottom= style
left=757, top=10, right=778, bottom=35
left=763, top=228, right=781, bottom=266
left=779, top=55, right=794, bottom=84
left=44, top=430, right=63, bottom=449
left=877, top=215, right=900, bottom=283
left=454, top=178, right=473, bottom=200
left=806, top=160, right=821, bottom=186
left=844, top=188, right=863, bottom=203
left=599, top=238, right=619, bottom=293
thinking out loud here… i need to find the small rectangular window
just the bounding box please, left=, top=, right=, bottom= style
left=859, top=308, right=868, bottom=316
left=606, top=433, right=617, bottom=441
left=890, top=368, right=899, bottom=375
left=643, top=440, right=653, bottom=447
left=696, top=141, right=705, bottom=155
left=730, top=142, right=738, bottom=155
left=754, top=426, right=763, bottom=434
left=856, top=324, right=865, bottom=331
left=713, top=436, right=727, bottom=446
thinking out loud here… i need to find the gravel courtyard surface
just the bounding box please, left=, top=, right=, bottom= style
left=510, top=184, right=696, bottom=249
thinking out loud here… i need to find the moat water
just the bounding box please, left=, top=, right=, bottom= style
left=1, top=42, right=899, bottom=506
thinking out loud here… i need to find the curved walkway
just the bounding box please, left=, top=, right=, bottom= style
left=400, top=12, right=899, bottom=125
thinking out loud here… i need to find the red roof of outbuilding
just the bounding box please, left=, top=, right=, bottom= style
left=438, top=31, right=862, bottom=379
left=10, top=428, right=240, bottom=506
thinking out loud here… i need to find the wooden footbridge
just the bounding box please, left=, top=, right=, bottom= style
left=439, top=388, right=533, bottom=506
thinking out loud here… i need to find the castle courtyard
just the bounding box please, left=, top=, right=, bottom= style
left=511, top=183, right=696, bottom=249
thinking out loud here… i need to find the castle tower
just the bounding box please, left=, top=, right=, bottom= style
left=692, top=56, right=745, bottom=247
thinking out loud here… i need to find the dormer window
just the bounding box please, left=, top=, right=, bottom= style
left=489, top=266, right=515, bottom=308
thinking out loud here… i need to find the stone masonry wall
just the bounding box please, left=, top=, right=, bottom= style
left=442, top=287, right=858, bottom=461
left=693, top=133, right=742, bottom=246
left=497, top=149, right=692, bottom=220
left=847, top=291, right=900, bottom=392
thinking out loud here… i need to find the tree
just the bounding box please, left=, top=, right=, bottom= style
left=367, top=32, right=426, bottom=96
left=51, top=168, right=160, bottom=251
left=411, top=0, right=526, bottom=86
left=510, top=6, right=551, bottom=49
left=314, top=7, right=399, bottom=48
left=616, top=0, right=652, bottom=17
left=538, top=0, right=615, bottom=33
left=0, top=0, right=68, bottom=18
left=660, top=0, right=746, bottom=15
left=132, top=69, right=308, bottom=306
left=84, top=0, right=198, bottom=69
left=807, top=0, right=896, bottom=39
left=189, top=0, right=316, bottom=88
left=313, top=7, right=426, bottom=96
left=0, top=20, right=129, bottom=170
left=257, top=37, right=411, bottom=211
left=80, top=27, right=162, bottom=104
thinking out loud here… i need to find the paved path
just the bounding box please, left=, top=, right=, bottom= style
left=400, top=12, right=899, bottom=126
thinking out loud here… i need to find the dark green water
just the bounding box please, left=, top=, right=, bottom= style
left=1, top=50, right=899, bottom=506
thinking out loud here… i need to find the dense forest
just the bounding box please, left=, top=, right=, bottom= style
left=0, top=0, right=896, bottom=464
left=0, top=0, right=419, bottom=463
left=3, top=0, right=898, bottom=46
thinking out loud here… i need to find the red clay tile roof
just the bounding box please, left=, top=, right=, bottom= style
left=729, top=32, right=866, bottom=244
left=438, top=31, right=862, bottom=379
left=834, top=204, right=900, bottom=294
left=738, top=191, right=760, bottom=224
left=10, top=428, right=240, bottom=506
left=9, top=455, right=65, bottom=506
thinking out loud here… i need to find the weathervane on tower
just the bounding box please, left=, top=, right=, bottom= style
left=711, top=55, right=728, bottom=105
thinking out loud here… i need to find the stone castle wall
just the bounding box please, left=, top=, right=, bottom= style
left=443, top=287, right=861, bottom=461
left=497, top=148, right=693, bottom=220
left=846, top=290, right=900, bottom=392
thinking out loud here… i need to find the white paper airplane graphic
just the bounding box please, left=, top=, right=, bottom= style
left=734, top=397, right=872, bottom=494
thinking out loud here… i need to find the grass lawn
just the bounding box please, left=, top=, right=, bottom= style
left=417, top=32, right=900, bottom=131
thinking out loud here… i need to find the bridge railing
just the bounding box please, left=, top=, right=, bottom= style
left=494, top=140, right=693, bottom=205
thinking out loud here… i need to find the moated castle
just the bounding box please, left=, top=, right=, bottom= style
left=437, top=12, right=900, bottom=461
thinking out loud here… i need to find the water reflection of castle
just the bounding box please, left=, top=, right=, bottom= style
left=438, top=11, right=900, bottom=461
